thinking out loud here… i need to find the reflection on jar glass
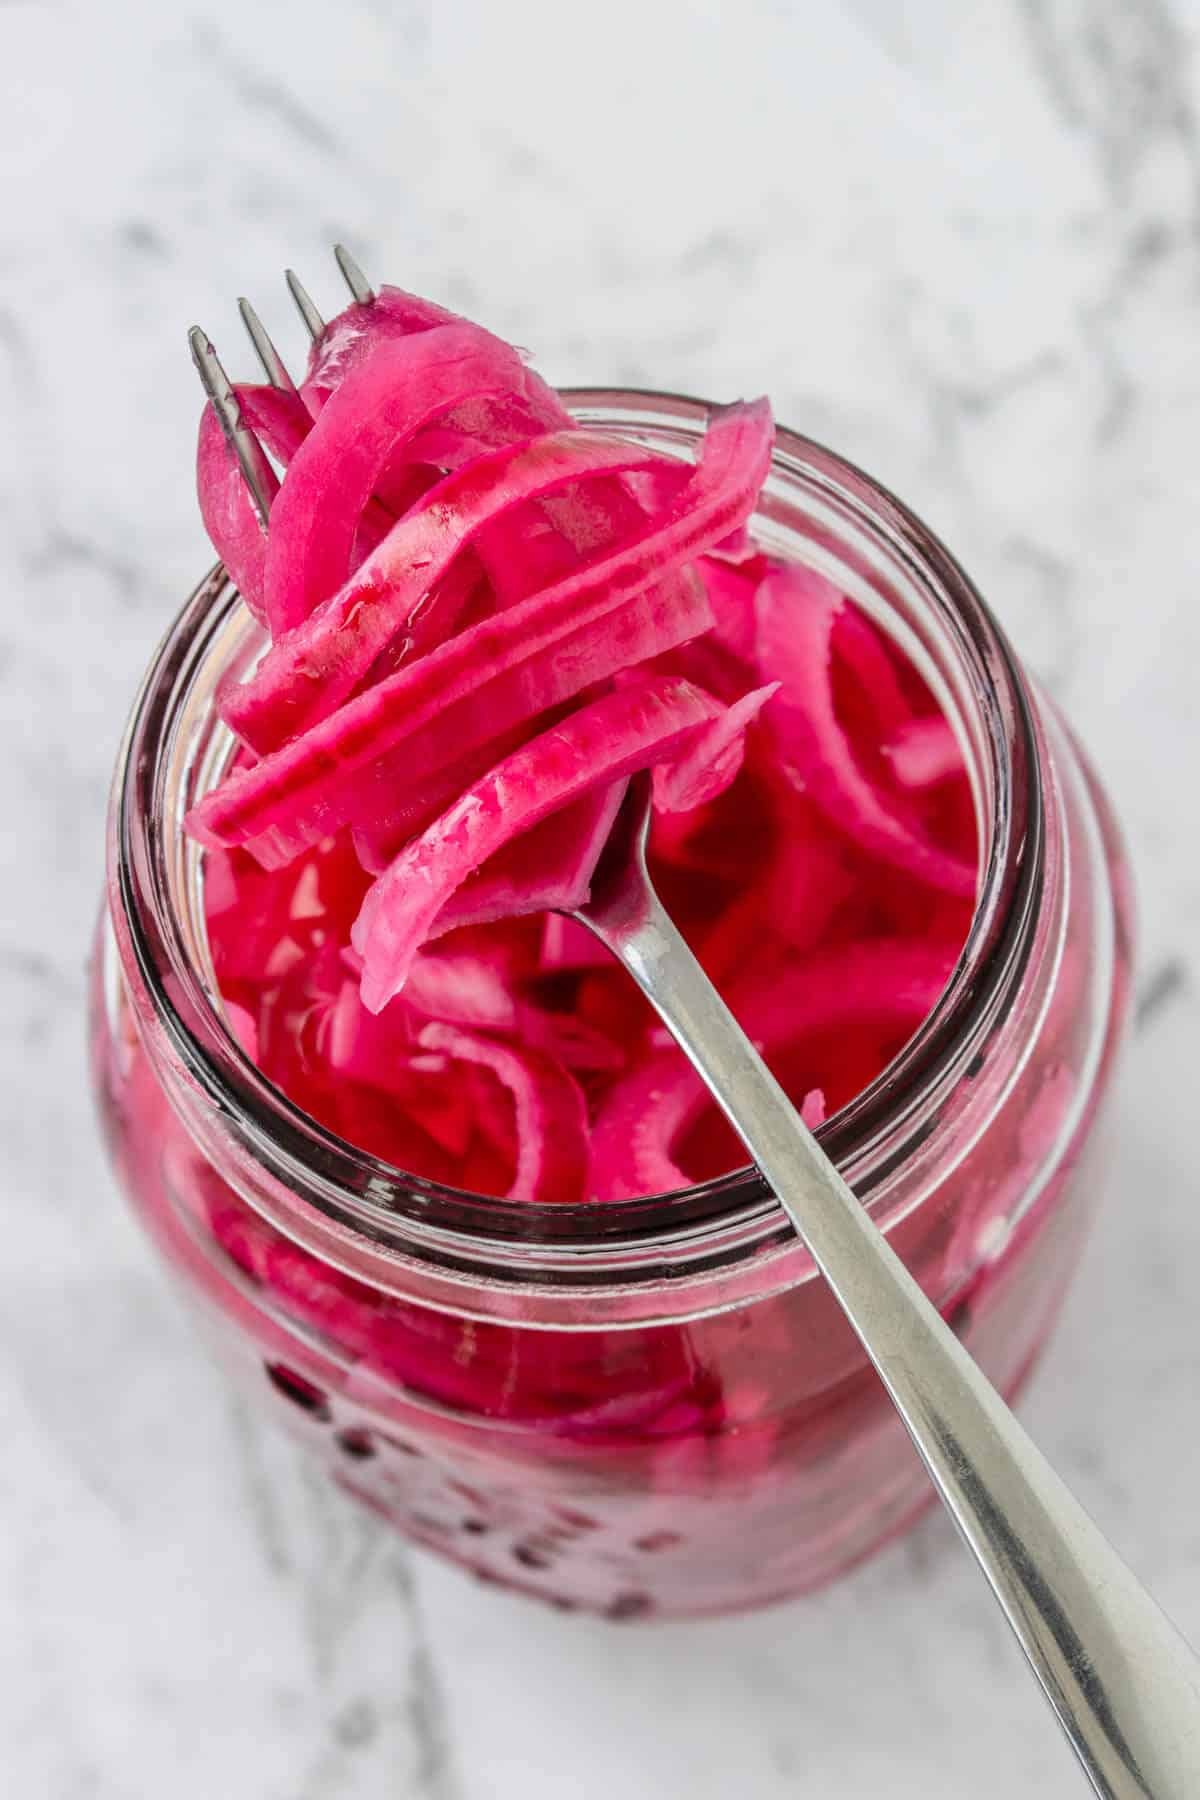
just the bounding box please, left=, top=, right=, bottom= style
left=90, top=395, right=1133, bottom=1620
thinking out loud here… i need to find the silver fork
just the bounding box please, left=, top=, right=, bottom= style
left=188, top=251, right=1200, bottom=1795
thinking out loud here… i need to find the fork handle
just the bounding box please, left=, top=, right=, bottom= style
left=594, top=885, right=1200, bottom=1798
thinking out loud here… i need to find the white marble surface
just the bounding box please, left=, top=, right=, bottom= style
left=3, top=0, right=1200, bottom=1792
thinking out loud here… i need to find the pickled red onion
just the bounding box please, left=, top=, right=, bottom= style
left=352, top=677, right=729, bottom=1011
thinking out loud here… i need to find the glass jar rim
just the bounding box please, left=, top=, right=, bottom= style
left=109, top=388, right=1044, bottom=1290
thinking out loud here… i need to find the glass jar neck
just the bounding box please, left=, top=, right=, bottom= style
left=108, top=392, right=1045, bottom=1307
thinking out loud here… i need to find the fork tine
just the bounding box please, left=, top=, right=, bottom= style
left=285, top=269, right=324, bottom=341
left=188, top=326, right=278, bottom=531
left=238, top=297, right=298, bottom=393
left=334, top=242, right=374, bottom=305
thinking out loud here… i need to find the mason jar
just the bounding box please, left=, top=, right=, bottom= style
left=90, top=392, right=1133, bottom=1620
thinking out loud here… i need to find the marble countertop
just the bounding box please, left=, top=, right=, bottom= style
left=4, top=0, right=1200, bottom=1792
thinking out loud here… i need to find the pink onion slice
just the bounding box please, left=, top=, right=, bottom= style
left=263, top=326, right=539, bottom=634
left=694, top=812, right=858, bottom=984
left=473, top=505, right=585, bottom=605
left=699, top=553, right=761, bottom=662
left=402, top=391, right=565, bottom=472
left=416, top=1022, right=589, bottom=1202
left=303, top=287, right=574, bottom=449
left=303, top=285, right=468, bottom=392
left=830, top=602, right=915, bottom=741
left=351, top=677, right=727, bottom=1011
left=755, top=565, right=977, bottom=897
left=726, top=938, right=960, bottom=1045
left=883, top=715, right=963, bottom=788
left=236, top=385, right=314, bottom=466
left=587, top=1050, right=703, bottom=1200
left=403, top=947, right=519, bottom=1033
left=195, top=383, right=318, bottom=630
left=349, top=553, right=485, bottom=694
left=200, top=379, right=419, bottom=617
left=588, top=1066, right=827, bottom=1202
left=226, top=430, right=677, bottom=754
left=196, top=405, right=272, bottom=624
left=190, top=401, right=769, bottom=861
left=652, top=682, right=778, bottom=813
left=404, top=946, right=624, bottom=1074
left=591, top=939, right=955, bottom=1199
left=428, top=781, right=628, bottom=938
left=323, top=973, right=419, bottom=1084
left=801, top=1089, right=827, bottom=1129
left=304, top=284, right=569, bottom=392
left=206, top=570, right=711, bottom=873
left=243, top=383, right=410, bottom=565
left=349, top=717, right=536, bottom=875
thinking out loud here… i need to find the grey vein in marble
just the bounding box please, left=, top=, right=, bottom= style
left=1135, top=954, right=1190, bottom=1030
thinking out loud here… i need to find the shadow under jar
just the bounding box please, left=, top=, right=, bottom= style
left=91, top=392, right=1133, bottom=1620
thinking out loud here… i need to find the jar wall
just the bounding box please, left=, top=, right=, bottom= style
left=91, top=687, right=1131, bottom=1618
left=92, top=394, right=1135, bottom=1618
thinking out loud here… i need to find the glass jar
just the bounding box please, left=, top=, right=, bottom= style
left=91, top=392, right=1133, bottom=1620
